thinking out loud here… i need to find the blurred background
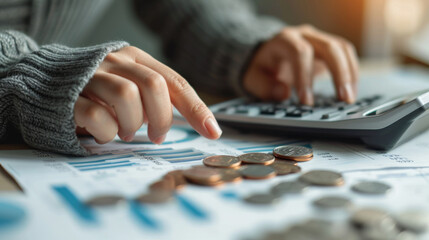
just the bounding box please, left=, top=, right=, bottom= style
left=78, top=0, right=429, bottom=65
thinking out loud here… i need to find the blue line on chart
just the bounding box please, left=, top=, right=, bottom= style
left=73, top=160, right=131, bottom=168
left=129, top=200, right=161, bottom=230
left=162, top=153, right=205, bottom=159
left=175, top=194, right=208, bottom=220
left=140, top=149, right=195, bottom=156
left=133, top=148, right=173, bottom=153
left=79, top=163, right=137, bottom=171
left=52, top=185, right=97, bottom=223
left=68, top=154, right=134, bottom=165
left=67, top=153, right=114, bottom=160
left=166, top=157, right=207, bottom=163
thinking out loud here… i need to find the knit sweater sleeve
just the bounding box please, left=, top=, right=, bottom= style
left=134, top=0, right=285, bottom=96
left=0, top=30, right=128, bottom=156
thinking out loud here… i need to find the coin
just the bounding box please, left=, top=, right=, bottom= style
left=270, top=161, right=301, bottom=175
left=218, top=169, right=242, bottom=183
left=351, top=181, right=392, bottom=195
left=238, top=153, right=275, bottom=165
left=274, top=158, right=298, bottom=165
left=351, top=208, right=396, bottom=231
left=149, top=179, right=175, bottom=192
left=163, top=170, right=187, bottom=190
left=243, top=193, right=278, bottom=205
left=183, top=166, right=223, bottom=186
left=312, top=195, right=352, bottom=209
left=395, top=210, right=429, bottom=233
left=271, top=181, right=308, bottom=196
left=240, top=165, right=276, bottom=180
left=85, top=194, right=125, bottom=206
left=203, top=155, right=241, bottom=168
left=299, top=170, right=344, bottom=186
left=273, top=145, right=313, bottom=161
left=135, top=190, right=173, bottom=204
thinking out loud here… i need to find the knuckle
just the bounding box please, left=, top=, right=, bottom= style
left=299, top=24, right=314, bottom=32
left=104, top=52, right=123, bottom=64
left=170, top=75, right=191, bottom=94
left=324, top=41, right=342, bottom=54
left=293, top=42, right=313, bottom=58
left=114, top=81, right=140, bottom=101
left=122, top=46, right=140, bottom=54
left=143, top=73, right=166, bottom=91
left=84, top=105, right=104, bottom=123
left=190, top=102, right=209, bottom=116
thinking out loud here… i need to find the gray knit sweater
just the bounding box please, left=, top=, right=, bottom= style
left=0, top=0, right=284, bottom=155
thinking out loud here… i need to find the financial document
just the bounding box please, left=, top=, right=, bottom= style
left=1, top=68, right=429, bottom=239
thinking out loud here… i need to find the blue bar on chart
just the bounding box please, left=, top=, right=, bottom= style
left=67, top=154, right=137, bottom=172
left=134, top=148, right=208, bottom=163
left=52, top=185, right=97, bottom=223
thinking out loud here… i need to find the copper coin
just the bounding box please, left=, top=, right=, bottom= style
left=183, top=166, right=222, bottom=186
left=299, top=170, right=344, bottom=186
left=218, top=169, right=242, bottom=183
left=240, top=165, right=276, bottom=180
left=135, top=190, right=173, bottom=204
left=203, top=155, right=241, bottom=168
left=273, top=146, right=313, bottom=160
left=149, top=179, right=175, bottom=192
left=164, top=170, right=187, bottom=190
left=270, top=161, right=301, bottom=175
left=238, top=153, right=275, bottom=165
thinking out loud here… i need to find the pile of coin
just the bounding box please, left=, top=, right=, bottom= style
left=250, top=208, right=429, bottom=240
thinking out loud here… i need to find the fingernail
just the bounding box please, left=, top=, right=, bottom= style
left=273, top=84, right=286, bottom=100
left=300, top=88, right=314, bottom=106
left=123, top=133, right=135, bottom=142
left=204, top=117, right=222, bottom=139
left=153, top=134, right=166, bottom=145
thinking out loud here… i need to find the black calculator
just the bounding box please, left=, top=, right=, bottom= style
left=210, top=90, right=429, bottom=150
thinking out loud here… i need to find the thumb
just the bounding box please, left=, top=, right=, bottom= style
left=243, top=66, right=291, bottom=101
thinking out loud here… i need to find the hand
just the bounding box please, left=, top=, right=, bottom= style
left=243, top=25, right=359, bottom=105
left=74, top=46, right=222, bottom=144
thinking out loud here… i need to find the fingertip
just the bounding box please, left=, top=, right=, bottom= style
left=299, top=87, right=314, bottom=106
left=152, top=134, right=166, bottom=145
left=204, top=117, right=222, bottom=139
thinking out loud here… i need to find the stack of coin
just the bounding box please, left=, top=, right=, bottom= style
left=273, top=145, right=314, bottom=162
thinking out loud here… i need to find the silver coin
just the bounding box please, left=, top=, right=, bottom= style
left=351, top=208, right=397, bottom=232
left=351, top=181, right=392, bottom=195
left=273, top=145, right=313, bottom=159
left=238, top=153, right=275, bottom=165
left=84, top=194, right=125, bottom=206
left=271, top=181, right=308, bottom=196
left=395, top=210, right=429, bottom=233
left=243, top=193, right=278, bottom=205
left=312, top=195, right=352, bottom=209
left=239, top=165, right=276, bottom=179
left=299, top=170, right=344, bottom=186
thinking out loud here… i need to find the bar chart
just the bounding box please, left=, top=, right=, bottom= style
left=67, top=154, right=137, bottom=172
left=134, top=148, right=209, bottom=164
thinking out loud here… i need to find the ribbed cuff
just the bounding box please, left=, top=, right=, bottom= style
left=8, top=41, right=129, bottom=156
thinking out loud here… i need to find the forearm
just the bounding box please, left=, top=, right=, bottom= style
left=0, top=30, right=128, bottom=155
left=134, top=0, right=285, bottom=96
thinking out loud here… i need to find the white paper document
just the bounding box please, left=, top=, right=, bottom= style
left=2, top=68, right=429, bottom=239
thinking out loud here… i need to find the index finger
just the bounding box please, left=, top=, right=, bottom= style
left=130, top=48, right=222, bottom=139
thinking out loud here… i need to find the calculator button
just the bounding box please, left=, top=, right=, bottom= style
left=286, top=109, right=310, bottom=117
left=321, top=112, right=341, bottom=120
